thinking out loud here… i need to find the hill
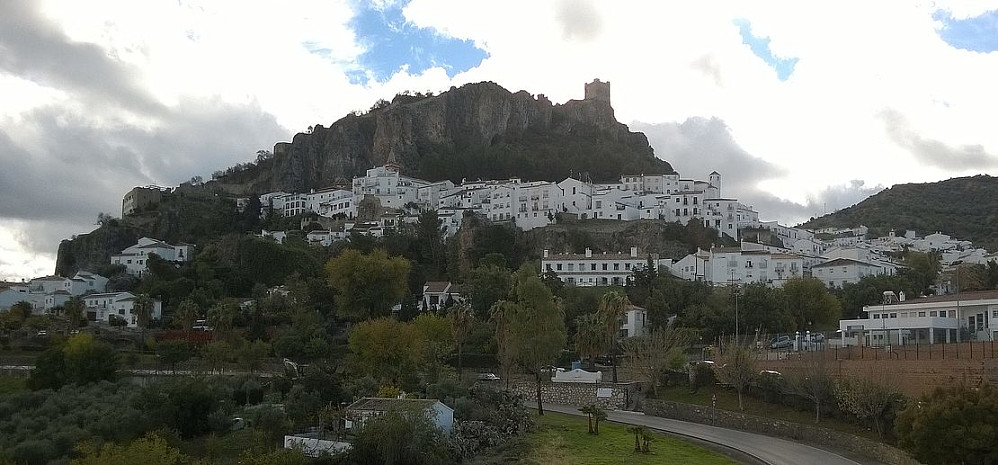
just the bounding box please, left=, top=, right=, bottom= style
left=213, top=81, right=673, bottom=195
left=801, top=175, right=998, bottom=251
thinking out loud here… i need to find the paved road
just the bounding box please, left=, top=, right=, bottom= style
left=539, top=404, right=868, bottom=465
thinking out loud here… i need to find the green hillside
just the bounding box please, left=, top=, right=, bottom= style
left=801, top=175, right=998, bottom=251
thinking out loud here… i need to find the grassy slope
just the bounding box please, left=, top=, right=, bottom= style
left=472, top=412, right=739, bottom=465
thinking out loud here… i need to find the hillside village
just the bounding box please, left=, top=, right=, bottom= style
left=4, top=80, right=998, bottom=465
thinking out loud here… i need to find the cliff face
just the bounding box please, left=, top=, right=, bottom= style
left=265, top=81, right=672, bottom=191
left=55, top=223, right=139, bottom=277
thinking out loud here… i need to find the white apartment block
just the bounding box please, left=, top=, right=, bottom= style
left=83, top=292, right=162, bottom=328
left=670, top=244, right=804, bottom=288
left=812, top=257, right=896, bottom=288
left=111, top=237, right=193, bottom=277
left=0, top=271, right=109, bottom=313
left=839, top=290, right=998, bottom=347
left=352, top=165, right=430, bottom=210
left=541, top=247, right=671, bottom=287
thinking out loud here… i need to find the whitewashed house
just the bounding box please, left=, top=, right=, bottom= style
left=541, top=248, right=670, bottom=287
left=83, top=292, right=162, bottom=328
left=345, top=398, right=454, bottom=435
left=812, top=258, right=894, bottom=288
left=111, top=237, right=193, bottom=277
left=422, top=281, right=463, bottom=311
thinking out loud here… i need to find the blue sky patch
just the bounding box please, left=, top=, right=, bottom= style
left=733, top=18, right=798, bottom=81
left=341, top=0, right=488, bottom=83
left=933, top=9, right=998, bottom=52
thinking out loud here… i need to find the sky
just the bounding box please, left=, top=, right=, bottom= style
left=2, top=0, right=998, bottom=281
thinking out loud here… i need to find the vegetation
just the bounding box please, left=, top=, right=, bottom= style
left=802, top=174, right=998, bottom=252
left=712, top=345, right=757, bottom=410
left=896, top=383, right=998, bottom=465
left=470, top=412, right=739, bottom=465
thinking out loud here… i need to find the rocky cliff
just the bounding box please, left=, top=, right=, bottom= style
left=253, top=81, right=672, bottom=192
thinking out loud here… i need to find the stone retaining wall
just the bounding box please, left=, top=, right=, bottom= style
left=509, top=381, right=638, bottom=410
left=643, top=399, right=922, bottom=465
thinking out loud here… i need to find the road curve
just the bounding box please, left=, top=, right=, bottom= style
left=539, top=404, right=870, bottom=465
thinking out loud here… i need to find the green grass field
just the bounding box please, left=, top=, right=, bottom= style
left=472, top=412, right=740, bottom=465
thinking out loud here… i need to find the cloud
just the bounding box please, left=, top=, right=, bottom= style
left=555, top=0, right=603, bottom=42
left=634, top=117, right=884, bottom=226
left=0, top=2, right=165, bottom=116
left=879, top=109, right=998, bottom=171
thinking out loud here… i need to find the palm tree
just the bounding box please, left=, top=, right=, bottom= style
left=449, top=303, right=474, bottom=380
left=207, top=303, right=236, bottom=341
left=133, top=295, right=155, bottom=344
left=597, top=289, right=630, bottom=383
left=64, top=296, right=85, bottom=330
left=175, top=298, right=200, bottom=340
left=574, top=313, right=604, bottom=371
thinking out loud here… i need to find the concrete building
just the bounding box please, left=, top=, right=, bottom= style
left=811, top=257, right=896, bottom=288
left=671, top=244, right=805, bottom=288
left=83, top=291, right=162, bottom=328
left=111, top=237, right=193, bottom=277
left=838, top=290, right=998, bottom=346
left=122, top=186, right=164, bottom=216
left=541, top=248, right=670, bottom=287
left=345, top=398, right=454, bottom=435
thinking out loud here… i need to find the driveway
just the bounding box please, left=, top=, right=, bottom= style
left=538, top=404, right=872, bottom=465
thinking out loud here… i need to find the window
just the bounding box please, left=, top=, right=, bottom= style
left=591, top=264, right=597, bottom=271
left=930, top=311, right=937, bottom=317
left=890, top=313, right=897, bottom=318
left=873, top=313, right=881, bottom=319
left=918, top=312, right=926, bottom=317
left=602, top=263, right=608, bottom=271
left=614, top=263, right=620, bottom=271
left=556, top=264, right=563, bottom=271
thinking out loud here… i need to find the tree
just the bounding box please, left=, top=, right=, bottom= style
left=236, top=338, right=270, bottom=373
left=133, top=295, right=155, bottom=339
left=783, top=354, right=833, bottom=423
left=347, top=317, right=423, bottom=385
left=897, top=383, right=998, bottom=465
left=450, top=303, right=474, bottom=380
left=64, top=296, right=86, bottom=330
left=156, top=339, right=192, bottom=374
left=174, top=298, right=200, bottom=338
left=63, top=333, right=118, bottom=385
left=620, top=327, right=694, bottom=396
left=835, top=368, right=905, bottom=439
left=574, top=313, right=604, bottom=371
left=72, top=433, right=185, bottom=465
left=201, top=341, right=232, bottom=374
left=578, top=404, right=607, bottom=435
left=466, top=265, right=514, bottom=318
left=596, top=289, right=631, bottom=383
left=783, top=278, right=841, bottom=331
left=207, top=303, right=236, bottom=340
left=348, top=407, right=453, bottom=465
left=27, top=346, right=66, bottom=390
left=412, top=313, right=454, bottom=380
left=713, top=344, right=757, bottom=410
left=494, top=271, right=566, bottom=415
left=326, top=249, right=411, bottom=321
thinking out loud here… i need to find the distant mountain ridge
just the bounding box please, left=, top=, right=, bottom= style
left=801, top=175, right=998, bottom=252
left=214, top=81, right=673, bottom=195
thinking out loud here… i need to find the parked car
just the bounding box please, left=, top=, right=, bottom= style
left=476, top=373, right=500, bottom=381
left=769, top=335, right=792, bottom=349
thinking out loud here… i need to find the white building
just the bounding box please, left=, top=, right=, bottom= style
left=620, top=305, right=648, bottom=338
left=352, top=165, right=431, bottom=211
left=345, top=398, right=454, bottom=436
left=838, top=290, right=998, bottom=346
left=111, top=237, right=193, bottom=277
left=422, top=281, right=464, bottom=311
left=541, top=248, right=670, bottom=287
left=83, top=292, right=162, bottom=328
left=0, top=271, right=109, bottom=313
left=671, top=244, right=805, bottom=288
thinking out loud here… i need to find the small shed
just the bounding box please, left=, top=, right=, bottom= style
left=344, top=397, right=454, bottom=435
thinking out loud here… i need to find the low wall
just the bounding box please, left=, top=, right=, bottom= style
left=284, top=436, right=351, bottom=457
left=643, top=399, right=921, bottom=465
left=509, top=381, right=639, bottom=410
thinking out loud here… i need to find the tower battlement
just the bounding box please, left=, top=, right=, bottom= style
left=584, top=79, right=611, bottom=104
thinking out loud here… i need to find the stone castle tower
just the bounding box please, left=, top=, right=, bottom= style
left=584, top=79, right=611, bottom=104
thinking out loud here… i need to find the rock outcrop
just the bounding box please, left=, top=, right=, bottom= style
left=259, top=81, right=672, bottom=192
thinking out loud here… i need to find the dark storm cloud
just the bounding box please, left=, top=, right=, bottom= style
left=0, top=2, right=290, bottom=265
left=0, top=2, right=166, bottom=116
left=880, top=109, right=998, bottom=171
left=633, top=117, right=884, bottom=225
left=555, top=0, right=603, bottom=41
